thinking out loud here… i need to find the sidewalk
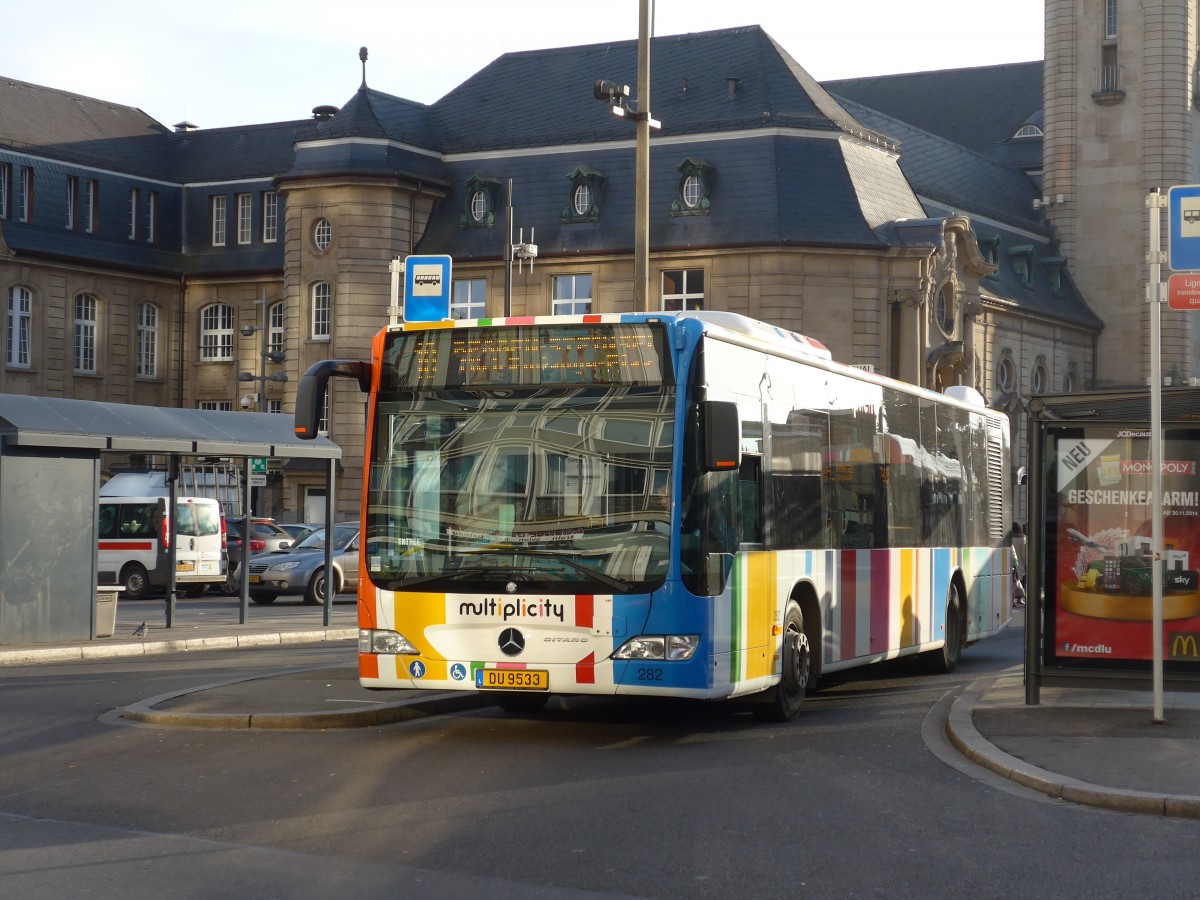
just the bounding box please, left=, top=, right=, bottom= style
left=5, top=597, right=1200, bottom=819
left=0, top=594, right=358, bottom=666
left=947, top=670, right=1200, bottom=819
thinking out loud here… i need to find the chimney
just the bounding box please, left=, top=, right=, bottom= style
left=174, top=121, right=198, bottom=133
left=726, top=77, right=740, bottom=100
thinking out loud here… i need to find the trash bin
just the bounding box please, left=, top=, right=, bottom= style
left=95, top=586, right=122, bottom=638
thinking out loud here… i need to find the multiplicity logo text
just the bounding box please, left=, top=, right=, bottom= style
left=459, top=598, right=566, bottom=622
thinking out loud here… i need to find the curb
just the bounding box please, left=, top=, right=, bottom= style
left=119, top=668, right=488, bottom=730
left=946, top=676, right=1200, bottom=820
left=0, top=628, right=358, bottom=667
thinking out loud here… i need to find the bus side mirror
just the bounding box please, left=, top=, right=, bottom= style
left=295, top=359, right=372, bottom=439
left=702, top=400, right=741, bottom=472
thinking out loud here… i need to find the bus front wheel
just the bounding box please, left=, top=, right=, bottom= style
left=754, top=602, right=811, bottom=722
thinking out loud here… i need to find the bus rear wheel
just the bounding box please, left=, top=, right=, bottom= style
left=927, top=583, right=963, bottom=674
left=753, top=602, right=811, bottom=722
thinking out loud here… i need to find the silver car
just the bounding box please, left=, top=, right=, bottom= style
left=247, top=523, right=359, bottom=605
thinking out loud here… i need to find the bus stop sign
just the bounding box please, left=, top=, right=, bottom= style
left=1167, top=185, right=1200, bottom=271
left=403, top=255, right=452, bottom=322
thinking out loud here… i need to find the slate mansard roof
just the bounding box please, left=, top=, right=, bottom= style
left=0, top=27, right=1093, bottom=328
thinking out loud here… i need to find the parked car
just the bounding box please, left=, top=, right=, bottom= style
left=247, top=523, right=360, bottom=605
left=221, top=517, right=294, bottom=595
left=277, top=522, right=320, bottom=544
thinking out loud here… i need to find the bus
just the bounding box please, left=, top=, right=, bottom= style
left=296, top=311, right=1012, bottom=721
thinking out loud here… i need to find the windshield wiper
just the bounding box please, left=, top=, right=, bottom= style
left=516, top=548, right=633, bottom=592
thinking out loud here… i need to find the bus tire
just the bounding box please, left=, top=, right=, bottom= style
left=753, top=601, right=811, bottom=722
left=927, top=582, right=963, bottom=674
left=121, top=563, right=150, bottom=601
left=495, top=692, right=549, bottom=714
left=304, top=569, right=334, bottom=605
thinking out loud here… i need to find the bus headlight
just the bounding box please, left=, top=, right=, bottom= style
left=359, top=629, right=419, bottom=655
left=613, top=635, right=699, bottom=661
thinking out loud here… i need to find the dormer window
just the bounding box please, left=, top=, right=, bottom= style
left=1007, top=244, right=1035, bottom=289
left=1012, top=124, right=1043, bottom=139
left=460, top=174, right=501, bottom=228
left=572, top=184, right=592, bottom=217
left=562, top=167, right=606, bottom=223
left=671, top=157, right=715, bottom=216
left=1040, top=256, right=1068, bottom=297
left=977, top=234, right=1001, bottom=279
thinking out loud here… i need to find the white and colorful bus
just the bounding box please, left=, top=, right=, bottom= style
left=296, top=311, right=1011, bottom=720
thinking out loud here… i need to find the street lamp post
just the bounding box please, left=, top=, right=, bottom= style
left=238, top=289, right=287, bottom=411
left=594, top=0, right=659, bottom=312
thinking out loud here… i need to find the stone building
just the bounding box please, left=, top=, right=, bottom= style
left=1, top=23, right=1121, bottom=520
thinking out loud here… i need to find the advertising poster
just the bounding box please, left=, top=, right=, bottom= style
left=1048, top=426, right=1200, bottom=667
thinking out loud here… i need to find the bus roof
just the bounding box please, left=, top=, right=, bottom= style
left=392, top=310, right=832, bottom=362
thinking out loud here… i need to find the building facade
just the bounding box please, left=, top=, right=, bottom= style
left=1, top=24, right=1119, bottom=521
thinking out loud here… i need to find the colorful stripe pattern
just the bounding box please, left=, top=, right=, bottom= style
left=361, top=544, right=1008, bottom=696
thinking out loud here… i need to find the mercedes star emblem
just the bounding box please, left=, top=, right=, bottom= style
left=498, top=627, right=525, bottom=657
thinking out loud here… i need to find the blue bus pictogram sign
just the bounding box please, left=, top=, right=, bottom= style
left=1167, top=185, right=1200, bottom=271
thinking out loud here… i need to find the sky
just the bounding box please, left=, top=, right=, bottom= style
left=10, top=1, right=1046, bottom=130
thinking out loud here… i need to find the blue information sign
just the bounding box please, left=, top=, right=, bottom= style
left=1167, top=185, right=1200, bottom=271
left=403, top=255, right=452, bottom=322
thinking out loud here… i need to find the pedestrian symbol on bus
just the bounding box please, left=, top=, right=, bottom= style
left=409, top=660, right=426, bottom=679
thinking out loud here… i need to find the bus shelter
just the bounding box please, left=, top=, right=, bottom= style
left=1025, top=386, right=1200, bottom=702
left=0, top=395, right=340, bottom=644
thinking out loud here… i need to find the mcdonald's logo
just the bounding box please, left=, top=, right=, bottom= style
left=1168, top=631, right=1200, bottom=660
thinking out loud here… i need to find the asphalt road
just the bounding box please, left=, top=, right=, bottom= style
left=2, top=628, right=1199, bottom=898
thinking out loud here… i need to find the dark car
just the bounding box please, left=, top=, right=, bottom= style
left=220, top=517, right=294, bottom=595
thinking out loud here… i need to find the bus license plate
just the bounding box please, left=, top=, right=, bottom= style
left=176, top=561, right=194, bottom=573
left=475, top=669, right=548, bottom=691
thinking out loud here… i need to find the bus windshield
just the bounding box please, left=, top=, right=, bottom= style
left=366, top=325, right=675, bottom=594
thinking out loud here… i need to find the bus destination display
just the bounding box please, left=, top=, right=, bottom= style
left=387, top=324, right=668, bottom=389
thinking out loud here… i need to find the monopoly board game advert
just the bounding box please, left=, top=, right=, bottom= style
left=1047, top=426, right=1200, bottom=667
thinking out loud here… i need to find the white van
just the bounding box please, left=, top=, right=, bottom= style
left=98, top=496, right=227, bottom=599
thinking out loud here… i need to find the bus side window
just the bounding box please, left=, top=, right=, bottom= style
left=738, top=456, right=762, bottom=546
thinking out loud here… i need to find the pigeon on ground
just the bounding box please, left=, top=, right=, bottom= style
left=132, top=622, right=148, bottom=638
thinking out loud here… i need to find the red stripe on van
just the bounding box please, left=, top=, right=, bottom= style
left=99, top=541, right=154, bottom=551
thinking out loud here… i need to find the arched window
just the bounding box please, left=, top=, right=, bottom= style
left=73, top=292, right=97, bottom=373
left=6, top=285, right=33, bottom=368
left=311, top=283, right=331, bottom=339
left=268, top=301, right=286, bottom=355
left=136, top=302, right=158, bottom=378
left=200, top=303, right=234, bottom=361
